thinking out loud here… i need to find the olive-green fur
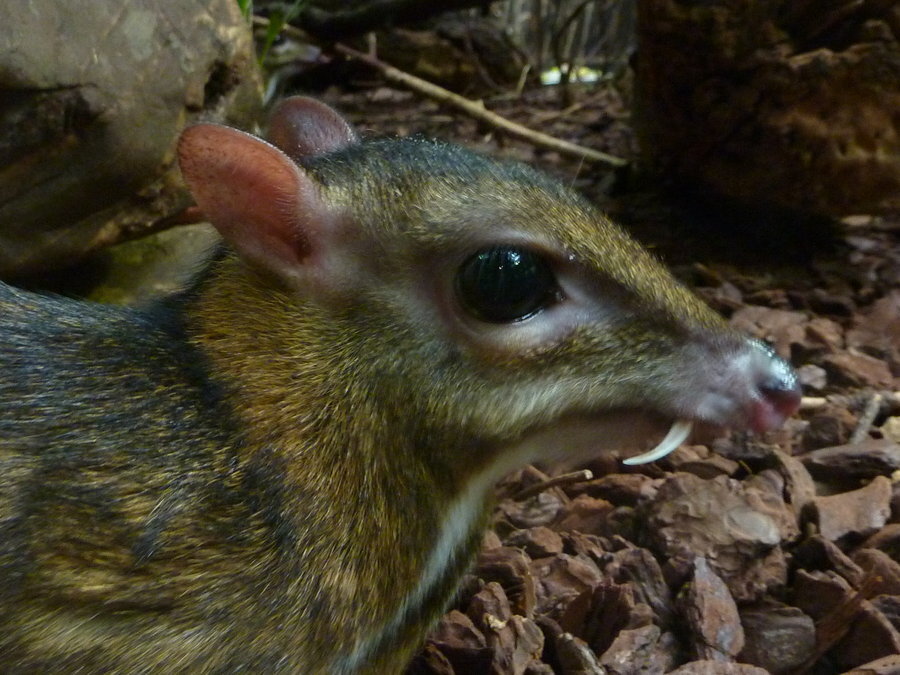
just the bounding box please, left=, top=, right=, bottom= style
left=1, top=135, right=727, bottom=673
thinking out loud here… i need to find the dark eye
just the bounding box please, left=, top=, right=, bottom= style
left=455, top=246, right=559, bottom=323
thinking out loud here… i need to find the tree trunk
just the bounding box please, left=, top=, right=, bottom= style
left=634, top=0, right=900, bottom=217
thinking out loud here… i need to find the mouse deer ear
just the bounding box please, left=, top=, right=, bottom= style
left=178, top=123, right=332, bottom=284
left=266, top=96, right=358, bottom=161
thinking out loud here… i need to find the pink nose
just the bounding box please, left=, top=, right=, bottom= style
left=749, top=344, right=802, bottom=432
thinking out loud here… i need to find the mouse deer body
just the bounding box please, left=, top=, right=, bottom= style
left=0, top=98, right=800, bottom=673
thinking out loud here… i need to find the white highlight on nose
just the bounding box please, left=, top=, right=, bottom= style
left=622, top=418, right=693, bottom=465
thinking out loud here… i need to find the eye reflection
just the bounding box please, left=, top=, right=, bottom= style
left=455, top=246, right=559, bottom=323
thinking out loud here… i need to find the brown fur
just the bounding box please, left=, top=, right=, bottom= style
left=0, top=99, right=796, bottom=673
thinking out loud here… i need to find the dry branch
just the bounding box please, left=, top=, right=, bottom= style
left=850, top=392, right=883, bottom=444
left=512, top=469, right=594, bottom=501
left=334, top=43, right=628, bottom=169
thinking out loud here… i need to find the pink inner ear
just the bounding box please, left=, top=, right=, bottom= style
left=178, top=124, right=321, bottom=270
left=267, top=96, right=358, bottom=161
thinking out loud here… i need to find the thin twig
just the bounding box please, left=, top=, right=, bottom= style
left=532, top=100, right=589, bottom=124
left=850, top=391, right=883, bottom=444
left=800, top=396, right=827, bottom=410
left=333, top=43, right=628, bottom=169
left=512, top=469, right=593, bottom=501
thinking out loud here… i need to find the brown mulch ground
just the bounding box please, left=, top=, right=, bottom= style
left=314, top=82, right=900, bottom=674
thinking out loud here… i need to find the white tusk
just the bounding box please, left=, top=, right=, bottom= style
left=622, top=419, right=693, bottom=465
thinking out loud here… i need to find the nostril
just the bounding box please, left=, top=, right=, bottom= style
left=750, top=355, right=802, bottom=432
left=760, top=374, right=802, bottom=417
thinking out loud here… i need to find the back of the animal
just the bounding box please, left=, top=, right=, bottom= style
left=0, top=285, right=261, bottom=671
left=0, top=96, right=800, bottom=673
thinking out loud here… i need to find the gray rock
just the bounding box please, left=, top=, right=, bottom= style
left=0, top=0, right=261, bottom=277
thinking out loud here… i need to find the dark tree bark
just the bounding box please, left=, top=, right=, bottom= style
left=297, top=0, right=498, bottom=41
left=634, top=0, right=900, bottom=218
